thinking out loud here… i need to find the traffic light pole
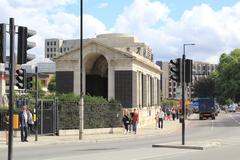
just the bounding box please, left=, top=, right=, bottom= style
left=8, top=17, right=15, bottom=160
left=182, top=46, right=186, bottom=145
left=79, top=0, right=84, bottom=140
left=35, top=66, right=38, bottom=141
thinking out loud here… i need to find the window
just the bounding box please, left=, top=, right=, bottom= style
left=47, top=54, right=49, bottom=58
left=50, top=54, right=53, bottom=58
left=54, top=41, right=56, bottom=45
left=50, top=42, right=52, bottom=46
left=47, top=48, right=49, bottom=52
left=47, top=42, right=49, bottom=46
left=60, top=48, right=62, bottom=52
left=50, top=48, right=53, bottom=52
left=64, top=48, right=66, bottom=52
left=54, top=54, right=56, bottom=57
left=54, top=48, right=56, bottom=52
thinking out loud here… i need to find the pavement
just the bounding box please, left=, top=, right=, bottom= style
left=0, top=119, right=182, bottom=148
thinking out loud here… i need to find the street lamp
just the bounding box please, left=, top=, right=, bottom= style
left=182, top=43, right=195, bottom=145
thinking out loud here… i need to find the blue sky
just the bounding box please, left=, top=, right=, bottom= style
left=1, top=0, right=240, bottom=63
left=82, top=0, right=239, bottom=28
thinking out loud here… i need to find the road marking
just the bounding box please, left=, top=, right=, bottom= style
left=211, top=120, right=214, bottom=130
left=228, top=114, right=240, bottom=125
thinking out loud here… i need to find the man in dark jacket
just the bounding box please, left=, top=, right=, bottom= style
left=19, top=105, right=28, bottom=142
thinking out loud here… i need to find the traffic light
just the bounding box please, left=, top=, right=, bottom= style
left=0, top=23, right=6, bottom=63
left=17, top=26, right=36, bottom=64
left=169, top=58, right=182, bottom=83
left=16, top=69, right=26, bottom=89
left=185, top=59, right=193, bottom=83
left=26, top=75, right=33, bottom=89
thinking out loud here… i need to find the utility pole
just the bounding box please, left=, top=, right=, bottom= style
left=182, top=44, right=195, bottom=145
left=35, top=66, right=38, bottom=141
left=79, top=0, right=84, bottom=140
left=8, top=17, right=15, bottom=160
left=182, top=45, right=186, bottom=145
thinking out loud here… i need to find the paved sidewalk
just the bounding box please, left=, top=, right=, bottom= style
left=0, top=120, right=183, bottom=149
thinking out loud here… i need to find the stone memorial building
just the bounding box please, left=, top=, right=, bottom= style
left=55, top=33, right=162, bottom=108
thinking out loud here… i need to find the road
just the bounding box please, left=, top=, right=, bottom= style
left=1, top=112, right=240, bottom=160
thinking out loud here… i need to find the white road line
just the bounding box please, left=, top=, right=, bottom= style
left=228, top=114, right=240, bottom=125
left=211, top=120, right=214, bottom=130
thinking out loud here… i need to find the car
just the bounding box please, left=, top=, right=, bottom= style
left=228, top=104, right=237, bottom=112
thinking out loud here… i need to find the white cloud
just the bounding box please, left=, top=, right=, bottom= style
left=111, top=0, right=240, bottom=64
left=98, top=2, right=109, bottom=9
left=0, top=0, right=105, bottom=58
left=83, top=14, right=108, bottom=38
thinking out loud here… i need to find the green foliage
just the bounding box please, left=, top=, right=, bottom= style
left=192, top=77, right=215, bottom=98
left=84, top=95, right=108, bottom=104
left=48, top=76, right=56, bottom=93
left=215, top=49, right=240, bottom=104
left=161, top=100, right=178, bottom=109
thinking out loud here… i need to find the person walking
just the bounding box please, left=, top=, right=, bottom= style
left=4, top=112, right=9, bottom=145
left=171, top=108, right=176, bottom=121
left=19, top=105, right=28, bottom=142
left=122, top=110, right=130, bottom=134
left=166, top=108, right=171, bottom=120
left=132, top=109, right=139, bottom=134
left=27, top=108, right=34, bottom=135
left=129, top=111, right=134, bottom=133
left=159, top=109, right=165, bottom=129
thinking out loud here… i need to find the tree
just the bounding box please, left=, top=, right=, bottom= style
left=215, top=49, right=240, bottom=104
left=192, top=77, right=215, bottom=98
left=48, top=76, right=56, bottom=93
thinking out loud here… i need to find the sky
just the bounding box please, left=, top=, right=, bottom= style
left=1, top=0, right=240, bottom=63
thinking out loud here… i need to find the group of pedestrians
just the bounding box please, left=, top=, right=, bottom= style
left=122, top=109, right=139, bottom=134
left=155, top=107, right=179, bottom=129
left=3, top=105, right=34, bottom=145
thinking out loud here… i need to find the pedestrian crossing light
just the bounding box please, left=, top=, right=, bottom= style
left=17, top=26, right=36, bottom=64
left=169, top=58, right=182, bottom=83
left=16, top=69, right=26, bottom=89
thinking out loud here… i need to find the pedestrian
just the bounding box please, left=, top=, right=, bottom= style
left=4, top=111, right=9, bottom=145
left=122, top=110, right=130, bottom=134
left=155, top=112, right=159, bottom=128
left=166, top=108, right=171, bottom=120
left=132, top=109, right=139, bottom=134
left=19, top=105, right=28, bottom=142
left=129, top=111, right=134, bottom=133
left=171, top=108, right=176, bottom=121
left=159, top=109, right=164, bottom=129
left=176, top=109, right=179, bottom=119
left=27, top=108, right=34, bottom=135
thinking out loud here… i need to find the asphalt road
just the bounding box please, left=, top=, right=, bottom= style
left=2, top=112, right=240, bottom=160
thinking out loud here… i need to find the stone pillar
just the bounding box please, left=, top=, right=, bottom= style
left=108, top=65, right=114, bottom=100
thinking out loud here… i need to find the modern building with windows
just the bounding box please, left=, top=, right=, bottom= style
left=45, top=38, right=80, bottom=59
left=54, top=33, right=162, bottom=108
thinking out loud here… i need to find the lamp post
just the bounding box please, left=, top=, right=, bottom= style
left=79, top=0, right=84, bottom=140
left=182, top=43, right=195, bottom=145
